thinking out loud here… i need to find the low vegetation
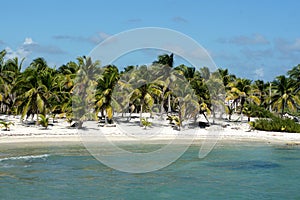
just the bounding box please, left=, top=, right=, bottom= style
left=250, top=117, right=300, bottom=133
left=0, top=120, right=14, bottom=131
left=38, top=114, right=49, bottom=129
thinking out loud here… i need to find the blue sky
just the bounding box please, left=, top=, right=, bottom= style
left=1, top=0, right=300, bottom=81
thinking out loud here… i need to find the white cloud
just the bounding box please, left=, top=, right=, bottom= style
left=5, top=46, right=30, bottom=60
left=4, top=37, right=65, bottom=60
left=23, top=37, right=35, bottom=45
left=254, top=68, right=264, bottom=78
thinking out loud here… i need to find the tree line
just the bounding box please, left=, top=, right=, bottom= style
left=0, top=50, right=299, bottom=128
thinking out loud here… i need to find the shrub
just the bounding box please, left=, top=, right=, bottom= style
left=251, top=116, right=300, bottom=133
left=0, top=121, right=14, bottom=131
left=141, top=118, right=152, bottom=129
left=38, top=114, right=49, bottom=129
left=244, top=103, right=275, bottom=118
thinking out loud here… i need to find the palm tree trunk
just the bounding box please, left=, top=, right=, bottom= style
left=203, top=113, right=210, bottom=125
left=281, top=101, right=285, bottom=117
left=36, top=110, right=39, bottom=125
left=160, top=96, right=164, bottom=115
left=167, top=95, right=171, bottom=113
left=140, top=104, right=143, bottom=126
left=240, top=97, right=243, bottom=122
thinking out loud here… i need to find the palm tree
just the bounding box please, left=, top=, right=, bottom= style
left=270, top=75, right=300, bottom=116
left=0, top=51, right=24, bottom=114
left=128, top=65, right=161, bottom=126
left=226, top=78, right=260, bottom=121
left=15, top=58, right=51, bottom=122
left=287, top=64, right=300, bottom=95
left=4, top=57, right=24, bottom=113
left=253, top=80, right=269, bottom=109
left=72, top=56, right=101, bottom=128
left=174, top=65, right=211, bottom=124
left=152, top=53, right=174, bottom=68
left=152, top=53, right=174, bottom=114
left=95, top=65, right=119, bottom=124
left=54, top=61, right=80, bottom=123
left=153, top=64, right=175, bottom=115
left=217, top=68, right=236, bottom=90
left=205, top=72, right=226, bottom=121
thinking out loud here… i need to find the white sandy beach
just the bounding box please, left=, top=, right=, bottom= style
left=1, top=114, right=300, bottom=145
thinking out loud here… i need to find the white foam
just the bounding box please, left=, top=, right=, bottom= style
left=0, top=154, right=49, bottom=162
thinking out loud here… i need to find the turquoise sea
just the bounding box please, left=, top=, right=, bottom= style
left=0, top=142, right=300, bottom=200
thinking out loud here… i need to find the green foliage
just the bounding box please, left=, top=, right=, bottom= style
left=141, top=118, right=152, bottom=129
left=0, top=120, right=14, bottom=131
left=166, top=115, right=182, bottom=129
left=38, top=114, right=49, bottom=129
left=1, top=48, right=300, bottom=134
left=251, top=116, right=300, bottom=133
left=243, top=103, right=275, bottom=118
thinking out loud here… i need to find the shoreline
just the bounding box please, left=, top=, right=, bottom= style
left=1, top=129, right=300, bottom=146
left=1, top=115, right=300, bottom=146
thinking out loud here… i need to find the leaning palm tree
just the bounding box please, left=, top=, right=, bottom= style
left=270, top=75, right=300, bottom=116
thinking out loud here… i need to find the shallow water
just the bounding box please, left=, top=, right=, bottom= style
left=0, top=142, right=299, bottom=200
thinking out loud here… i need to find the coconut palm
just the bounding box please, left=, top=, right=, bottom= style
left=3, top=57, right=24, bottom=112
left=72, top=56, right=101, bottom=128
left=217, top=68, right=236, bottom=90
left=206, top=71, right=226, bottom=121
left=253, top=80, right=269, bottom=109
left=153, top=53, right=174, bottom=114
left=15, top=58, right=51, bottom=122
left=0, top=51, right=24, bottom=114
left=287, top=64, right=300, bottom=95
left=270, top=75, right=300, bottom=116
left=152, top=53, right=174, bottom=68
left=95, top=65, right=119, bottom=124
left=128, top=65, right=161, bottom=125
left=226, top=78, right=260, bottom=121
left=153, top=64, right=175, bottom=115
left=174, top=65, right=212, bottom=124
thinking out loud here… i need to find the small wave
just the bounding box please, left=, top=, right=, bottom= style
left=0, top=154, right=49, bottom=162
